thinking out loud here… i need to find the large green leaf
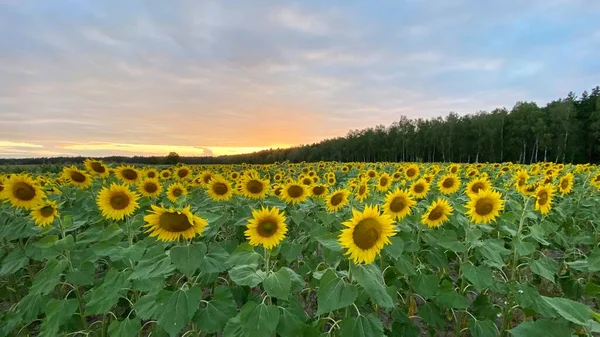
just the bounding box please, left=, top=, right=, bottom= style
left=339, top=314, right=384, bottom=337
left=437, top=230, right=467, bottom=253
left=541, top=296, right=593, bottom=325
left=384, top=236, right=405, bottom=259
left=587, top=248, right=600, bottom=272
left=276, top=301, right=307, bottom=337
left=199, top=244, right=231, bottom=273
left=193, top=286, right=237, bottom=334
left=435, top=281, right=468, bottom=309
left=38, top=299, right=78, bottom=337
left=264, top=268, right=291, bottom=300
left=86, top=269, right=132, bottom=315
left=418, top=302, right=445, bottom=329
left=0, top=247, right=29, bottom=276
left=280, top=242, right=303, bottom=262
left=316, top=233, right=343, bottom=252
left=16, top=293, right=49, bottom=323
left=108, top=317, right=141, bottom=337
left=227, top=243, right=262, bottom=266
left=530, top=256, right=558, bottom=284
left=156, top=286, right=203, bottom=336
left=468, top=319, right=498, bottom=337
left=229, top=265, right=266, bottom=287
left=129, top=253, right=175, bottom=280
left=411, top=273, right=439, bottom=299
left=462, top=264, right=493, bottom=292
left=316, top=269, right=358, bottom=315
left=509, top=319, right=570, bottom=337
left=30, top=259, right=69, bottom=295
left=351, top=264, right=394, bottom=307
left=241, top=302, right=280, bottom=337
left=394, top=254, right=417, bottom=276
left=169, top=242, right=207, bottom=278
left=134, top=290, right=172, bottom=320
left=66, top=260, right=96, bottom=286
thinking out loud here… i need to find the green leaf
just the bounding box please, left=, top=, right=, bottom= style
left=437, top=230, right=466, bottom=253
left=241, top=303, right=280, bottom=337
left=476, top=240, right=509, bottom=269
left=130, top=253, right=175, bottom=280
left=316, top=269, right=358, bottom=315
left=227, top=243, right=261, bottom=266
left=170, top=242, right=207, bottom=278
left=541, top=296, right=593, bottom=325
left=39, top=299, right=78, bottom=337
left=282, top=266, right=305, bottom=293
left=316, top=233, right=343, bottom=252
left=435, top=281, right=468, bottom=309
left=134, top=291, right=172, bottom=320
left=280, top=242, right=303, bottom=262
left=264, top=268, right=292, bottom=300
left=587, top=248, right=600, bottom=272
left=277, top=301, right=307, bottom=337
left=199, top=244, right=231, bottom=273
left=469, top=319, right=498, bottom=337
left=530, top=256, right=558, bottom=284
left=515, top=241, right=536, bottom=257
left=66, top=260, right=95, bottom=286
left=411, top=273, right=439, bottom=299
left=30, top=259, right=69, bottom=295
left=384, top=236, right=405, bottom=259
left=419, top=302, right=445, bottom=329
left=16, top=293, right=49, bottom=322
left=339, top=314, right=384, bottom=337
left=86, top=269, right=132, bottom=315
left=351, top=264, right=394, bottom=308
left=0, top=247, right=28, bottom=276
left=229, top=264, right=265, bottom=287
left=462, top=264, right=493, bottom=292
left=509, top=319, right=570, bottom=337
left=34, top=235, right=59, bottom=248
left=157, top=286, right=203, bottom=336
left=394, top=254, right=416, bottom=276
left=193, top=286, right=237, bottom=333
left=108, top=317, right=141, bottom=337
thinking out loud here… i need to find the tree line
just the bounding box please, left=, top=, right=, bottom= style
left=1, top=86, right=599, bottom=167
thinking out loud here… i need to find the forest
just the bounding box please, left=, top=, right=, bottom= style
left=2, top=86, right=599, bottom=166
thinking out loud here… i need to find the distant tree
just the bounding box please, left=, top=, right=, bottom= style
left=165, top=152, right=181, bottom=165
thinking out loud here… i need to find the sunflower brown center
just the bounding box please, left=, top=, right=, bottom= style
left=257, top=220, right=278, bottom=237
left=389, top=196, right=406, bottom=213
left=144, top=182, right=158, bottom=193
left=159, top=212, right=193, bottom=232
left=0, top=183, right=4, bottom=193
left=352, top=218, right=382, bottom=250
left=177, top=169, right=189, bottom=178
left=147, top=171, right=156, bottom=178
left=13, top=182, right=36, bottom=201
left=203, top=174, right=212, bottom=184
left=475, top=198, right=494, bottom=216
left=413, top=184, right=424, bottom=194
left=70, top=171, right=87, bottom=183
left=212, top=182, right=229, bottom=195
left=379, top=177, right=388, bottom=186
left=172, top=188, right=183, bottom=197
left=302, top=178, right=312, bottom=185
left=393, top=173, right=401, bottom=179
left=358, top=185, right=366, bottom=195
left=471, top=182, right=485, bottom=194
left=330, top=193, right=344, bottom=206
left=40, top=205, right=54, bottom=217
left=246, top=180, right=264, bottom=194
left=406, top=168, right=416, bottom=177
left=91, top=162, right=106, bottom=173
left=517, top=178, right=526, bottom=187
left=442, top=178, right=454, bottom=188
left=313, top=186, right=325, bottom=195
left=428, top=206, right=444, bottom=221
left=560, top=179, right=569, bottom=189
left=368, top=171, right=376, bottom=178
left=122, top=169, right=138, bottom=181
left=328, top=178, right=335, bottom=184
left=287, top=185, right=304, bottom=198
left=537, top=191, right=548, bottom=205
left=274, top=187, right=282, bottom=196
left=110, top=192, right=130, bottom=210
left=451, top=167, right=458, bottom=173
left=162, top=172, right=170, bottom=178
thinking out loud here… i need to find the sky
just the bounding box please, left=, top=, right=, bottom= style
left=1, top=0, right=599, bottom=158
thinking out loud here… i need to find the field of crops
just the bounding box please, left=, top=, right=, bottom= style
left=1, top=160, right=600, bottom=337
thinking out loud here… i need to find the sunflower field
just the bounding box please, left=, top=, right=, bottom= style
left=1, top=160, right=600, bottom=337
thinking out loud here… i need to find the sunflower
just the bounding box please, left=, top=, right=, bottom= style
left=355, top=180, right=370, bottom=202
left=2, top=175, right=45, bottom=209
left=138, top=178, right=162, bottom=198
left=30, top=200, right=59, bottom=227
left=272, top=184, right=283, bottom=197
left=229, top=171, right=240, bottom=180
left=535, top=184, right=554, bottom=215
left=199, top=171, right=214, bottom=186
left=366, top=169, right=377, bottom=180
left=239, top=174, right=269, bottom=199
left=376, top=173, right=392, bottom=192
left=522, top=183, right=539, bottom=196
left=311, top=184, right=328, bottom=198
left=273, top=172, right=283, bottom=182
left=421, top=198, right=453, bottom=228
left=448, top=164, right=460, bottom=174
left=116, top=165, right=141, bottom=184
left=175, top=166, right=192, bottom=180
left=84, top=159, right=108, bottom=177
left=514, top=170, right=530, bottom=192
left=405, top=164, right=420, bottom=180
left=300, top=176, right=313, bottom=186
left=339, top=205, right=395, bottom=264
left=465, top=189, right=504, bottom=224
left=144, top=205, right=207, bottom=242
left=61, top=166, right=93, bottom=188
left=438, top=174, right=461, bottom=195
left=466, top=177, right=491, bottom=197
left=392, top=170, right=403, bottom=181
left=96, top=183, right=140, bottom=220
left=383, top=188, right=415, bottom=220
left=326, top=189, right=350, bottom=212
left=409, top=178, right=430, bottom=199
left=167, top=182, right=188, bottom=202
left=145, top=168, right=159, bottom=179
left=326, top=176, right=336, bottom=185
left=207, top=176, right=233, bottom=201
left=280, top=182, right=309, bottom=204
left=558, top=173, right=574, bottom=195
left=160, top=169, right=172, bottom=180
left=244, top=206, right=288, bottom=249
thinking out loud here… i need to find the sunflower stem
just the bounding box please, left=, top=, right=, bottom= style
left=265, top=248, right=272, bottom=305
left=345, top=265, right=353, bottom=317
